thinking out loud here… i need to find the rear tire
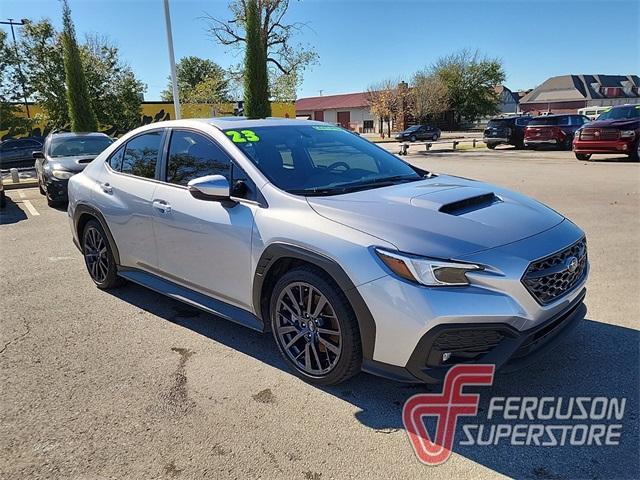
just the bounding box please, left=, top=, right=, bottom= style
left=82, top=219, right=123, bottom=289
left=575, top=153, right=592, bottom=161
left=269, top=266, right=362, bottom=386
left=630, top=142, right=639, bottom=162
left=432, top=134, right=438, bottom=141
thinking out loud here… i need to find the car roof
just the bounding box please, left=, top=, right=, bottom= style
left=132, top=117, right=330, bottom=132
left=48, top=132, right=111, bottom=139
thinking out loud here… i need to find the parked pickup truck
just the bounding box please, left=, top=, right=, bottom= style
left=573, top=104, right=640, bottom=161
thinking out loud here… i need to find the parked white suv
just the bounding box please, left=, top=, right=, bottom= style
left=68, top=118, right=588, bottom=385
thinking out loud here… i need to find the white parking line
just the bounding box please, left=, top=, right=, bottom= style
left=23, top=200, right=40, bottom=216
left=18, top=190, right=26, bottom=199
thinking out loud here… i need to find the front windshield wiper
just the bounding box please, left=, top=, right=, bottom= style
left=290, top=175, right=423, bottom=197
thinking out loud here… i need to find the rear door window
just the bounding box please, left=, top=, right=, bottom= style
left=165, top=130, right=231, bottom=185
left=528, top=117, right=560, bottom=126
left=122, top=131, right=162, bottom=179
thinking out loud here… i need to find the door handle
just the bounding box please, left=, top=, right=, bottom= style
left=153, top=200, right=172, bottom=213
left=100, top=182, right=113, bottom=194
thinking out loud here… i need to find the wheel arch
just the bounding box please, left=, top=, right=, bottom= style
left=253, top=243, right=376, bottom=360
left=74, top=204, right=121, bottom=265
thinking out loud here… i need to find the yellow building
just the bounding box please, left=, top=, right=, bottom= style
left=1, top=101, right=296, bottom=139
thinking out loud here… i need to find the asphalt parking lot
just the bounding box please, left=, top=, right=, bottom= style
left=1, top=148, right=638, bottom=479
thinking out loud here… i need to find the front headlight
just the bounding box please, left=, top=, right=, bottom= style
left=620, top=130, right=636, bottom=139
left=375, top=248, right=482, bottom=286
left=51, top=169, right=74, bottom=180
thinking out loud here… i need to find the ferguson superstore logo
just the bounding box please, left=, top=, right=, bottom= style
left=402, top=365, right=627, bottom=466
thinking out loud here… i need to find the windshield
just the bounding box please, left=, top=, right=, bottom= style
left=405, top=125, right=421, bottom=132
left=48, top=136, right=113, bottom=157
left=528, top=117, right=561, bottom=126
left=596, top=106, right=640, bottom=121
left=224, top=125, right=424, bottom=195
left=487, top=119, right=510, bottom=128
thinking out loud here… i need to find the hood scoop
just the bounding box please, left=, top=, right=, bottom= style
left=439, top=192, right=501, bottom=216
left=76, top=157, right=94, bottom=164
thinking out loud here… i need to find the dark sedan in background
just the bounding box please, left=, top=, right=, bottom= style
left=395, top=124, right=441, bottom=142
left=484, top=116, right=532, bottom=149
left=35, top=132, right=113, bottom=206
left=0, top=137, right=43, bottom=169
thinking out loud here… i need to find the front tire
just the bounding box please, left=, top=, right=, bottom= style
left=270, top=266, right=362, bottom=385
left=409, top=135, right=417, bottom=142
left=487, top=143, right=496, bottom=149
left=575, top=153, right=592, bottom=161
left=630, top=142, right=639, bottom=162
left=82, top=220, right=123, bottom=289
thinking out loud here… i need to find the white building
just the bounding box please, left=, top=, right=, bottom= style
left=295, top=92, right=378, bottom=133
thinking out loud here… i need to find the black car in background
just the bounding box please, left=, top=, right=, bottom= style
left=0, top=137, right=43, bottom=169
left=483, top=116, right=532, bottom=149
left=35, top=132, right=113, bottom=206
left=395, top=124, right=441, bottom=142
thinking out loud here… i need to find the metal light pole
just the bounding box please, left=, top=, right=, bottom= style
left=1, top=18, right=31, bottom=118
left=162, top=0, right=181, bottom=119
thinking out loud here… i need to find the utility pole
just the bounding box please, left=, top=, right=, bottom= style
left=162, top=0, right=181, bottom=119
left=1, top=18, right=31, bottom=118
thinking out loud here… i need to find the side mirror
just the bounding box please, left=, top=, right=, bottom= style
left=187, top=175, right=231, bottom=202
left=33, top=150, right=44, bottom=159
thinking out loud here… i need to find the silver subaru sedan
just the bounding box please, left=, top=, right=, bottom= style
left=67, top=118, right=588, bottom=385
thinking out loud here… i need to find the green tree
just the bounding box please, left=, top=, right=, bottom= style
left=205, top=0, right=318, bottom=102
left=13, top=19, right=145, bottom=133
left=243, top=0, right=270, bottom=118
left=411, top=71, right=450, bottom=122
left=61, top=0, right=98, bottom=132
left=161, top=56, right=229, bottom=103
left=430, top=49, right=505, bottom=126
left=19, top=20, right=67, bottom=129
left=0, top=30, right=32, bottom=137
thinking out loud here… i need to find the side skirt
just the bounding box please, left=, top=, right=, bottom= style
left=118, top=267, right=264, bottom=332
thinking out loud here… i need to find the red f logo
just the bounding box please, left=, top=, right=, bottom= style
left=402, top=364, right=495, bottom=465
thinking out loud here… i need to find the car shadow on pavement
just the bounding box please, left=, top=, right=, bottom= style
left=0, top=195, right=28, bottom=224
left=108, top=283, right=639, bottom=479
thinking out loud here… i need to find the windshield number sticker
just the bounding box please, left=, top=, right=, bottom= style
left=313, top=126, right=344, bottom=131
left=226, top=130, right=260, bottom=143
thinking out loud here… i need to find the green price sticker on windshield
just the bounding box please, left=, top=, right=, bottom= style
left=313, top=126, right=343, bottom=132
left=226, top=130, right=260, bottom=143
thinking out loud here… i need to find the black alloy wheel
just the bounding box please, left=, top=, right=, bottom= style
left=270, top=267, right=361, bottom=385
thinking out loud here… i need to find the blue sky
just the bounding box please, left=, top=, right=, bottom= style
left=1, top=0, right=638, bottom=100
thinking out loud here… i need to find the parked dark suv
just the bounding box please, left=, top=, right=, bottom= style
left=35, top=132, right=113, bottom=206
left=0, top=137, right=43, bottom=169
left=524, top=114, right=591, bottom=150
left=573, top=105, right=640, bottom=161
left=484, top=116, right=532, bottom=149
left=395, top=124, right=441, bottom=142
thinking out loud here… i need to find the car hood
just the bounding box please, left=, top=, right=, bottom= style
left=307, top=175, right=565, bottom=259
left=47, top=155, right=96, bottom=172
left=586, top=118, right=639, bottom=129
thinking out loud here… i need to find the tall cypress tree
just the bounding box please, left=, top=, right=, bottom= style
left=61, top=0, right=98, bottom=131
left=243, top=0, right=271, bottom=119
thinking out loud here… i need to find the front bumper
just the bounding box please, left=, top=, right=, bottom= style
left=44, top=177, right=70, bottom=202
left=358, top=220, right=588, bottom=383
left=362, top=288, right=586, bottom=384
left=524, top=138, right=558, bottom=146
left=484, top=137, right=509, bottom=144
left=573, top=138, right=636, bottom=154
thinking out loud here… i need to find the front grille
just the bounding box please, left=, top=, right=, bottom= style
left=522, top=238, right=587, bottom=305
left=579, top=128, right=620, bottom=141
